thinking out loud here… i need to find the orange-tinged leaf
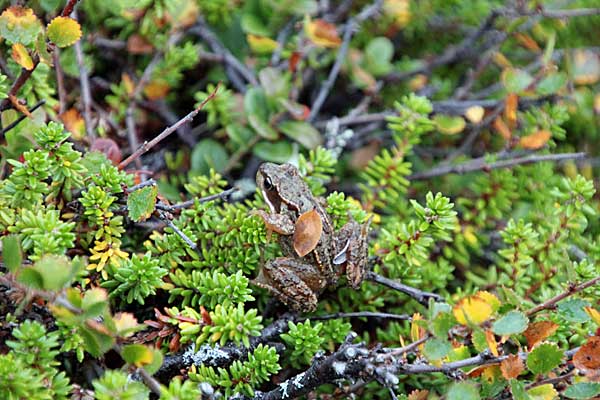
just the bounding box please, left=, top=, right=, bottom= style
left=122, top=73, right=135, bottom=95
left=247, top=34, right=278, bottom=54
left=500, top=354, right=525, bottom=379
left=114, top=312, right=139, bottom=337
left=493, top=51, right=512, bottom=68
left=305, top=17, right=342, bottom=48
left=520, top=130, right=551, bottom=149
left=352, top=65, right=377, bottom=91
left=586, top=307, right=600, bottom=326
left=465, top=105, right=485, bottom=124
left=127, top=34, right=154, bottom=54
left=408, top=74, right=427, bottom=91
left=47, top=16, right=82, bottom=48
left=293, top=209, right=323, bottom=257
left=144, top=80, right=170, bottom=100
left=523, top=321, right=559, bottom=349
left=289, top=51, right=301, bottom=73
left=493, top=117, right=512, bottom=140
left=453, top=295, right=493, bottom=325
left=573, top=336, right=600, bottom=373
left=91, top=138, right=122, bottom=164
left=515, top=33, right=541, bottom=52
left=11, top=43, right=33, bottom=70
left=505, top=93, right=518, bottom=128
left=384, top=0, right=411, bottom=28
left=407, top=389, right=428, bottom=400
left=485, top=330, right=499, bottom=356
left=0, top=6, right=42, bottom=45
left=59, top=108, right=85, bottom=139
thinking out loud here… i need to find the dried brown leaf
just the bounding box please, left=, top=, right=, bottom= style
left=293, top=209, right=323, bottom=257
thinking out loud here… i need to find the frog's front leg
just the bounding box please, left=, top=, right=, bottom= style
left=251, top=210, right=295, bottom=235
left=334, top=216, right=371, bottom=289
left=252, top=258, right=326, bottom=312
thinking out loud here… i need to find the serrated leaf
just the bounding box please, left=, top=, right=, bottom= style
left=31, top=255, right=73, bottom=291
left=447, top=382, right=480, bottom=400
left=47, top=16, right=82, bottom=48
left=127, top=185, right=158, bottom=222
left=510, top=379, right=531, bottom=400
left=492, top=311, right=528, bottom=336
left=81, top=287, right=109, bottom=318
left=114, top=312, right=140, bottom=337
left=304, top=16, right=341, bottom=48
left=2, top=235, right=22, bottom=273
left=573, top=336, right=600, bottom=375
left=423, top=337, right=451, bottom=361
left=558, top=298, right=591, bottom=323
left=453, top=294, right=493, bottom=325
left=122, top=344, right=153, bottom=367
left=501, top=354, right=524, bottom=379
left=564, top=383, right=600, bottom=399
left=0, top=6, right=42, bottom=45
left=526, top=343, right=563, bottom=375
left=523, top=321, right=559, bottom=350
left=585, top=307, right=600, bottom=326
left=278, top=120, right=322, bottom=149
left=11, top=43, right=34, bottom=70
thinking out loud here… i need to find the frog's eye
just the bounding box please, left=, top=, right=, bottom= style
left=264, top=176, right=274, bottom=191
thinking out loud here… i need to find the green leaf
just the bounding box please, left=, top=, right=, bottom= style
left=145, top=348, right=164, bottom=374
left=502, top=68, right=534, bottom=93
left=526, top=343, right=563, bottom=374
left=190, top=139, right=229, bottom=174
left=2, top=235, right=22, bottom=273
left=81, top=288, right=109, bottom=318
left=278, top=120, right=322, bottom=149
left=492, top=311, right=528, bottom=336
left=18, top=267, right=44, bottom=289
left=510, top=379, right=531, bottom=400
left=447, top=382, right=480, bottom=400
left=564, top=383, right=600, bottom=399
left=248, top=114, right=278, bottom=140
left=244, top=87, right=268, bottom=121
left=252, top=141, right=294, bottom=163
left=431, top=312, right=456, bottom=338
left=558, top=299, right=591, bottom=323
left=259, top=67, right=289, bottom=99
left=79, top=325, right=114, bottom=357
left=527, top=384, right=558, bottom=400
left=434, top=114, right=466, bottom=135
left=46, top=16, right=82, bottom=47
left=122, top=344, right=153, bottom=366
left=536, top=72, right=567, bottom=96
left=423, top=337, right=451, bottom=361
left=127, top=185, right=158, bottom=222
left=364, top=37, right=394, bottom=76
left=33, top=255, right=73, bottom=291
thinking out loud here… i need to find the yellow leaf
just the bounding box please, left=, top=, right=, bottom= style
left=114, top=312, right=139, bottom=337
left=304, top=16, right=342, bottom=48
left=485, top=330, right=498, bottom=356
left=122, top=73, right=135, bottom=96
left=384, top=0, right=411, bottom=28
left=527, top=384, right=558, bottom=400
left=519, top=130, right=551, bottom=149
left=11, top=43, right=33, bottom=70
left=464, top=106, right=485, bottom=124
left=0, top=6, right=42, bottom=45
left=411, top=313, right=424, bottom=343
left=493, top=51, right=512, bottom=68
left=504, top=93, right=518, bottom=128
left=247, top=34, right=278, bottom=54
left=594, top=93, right=600, bottom=114
left=47, top=16, right=82, bottom=48
left=453, top=295, right=493, bottom=325
left=476, top=291, right=501, bottom=312
left=585, top=307, right=600, bottom=326
left=463, top=225, right=478, bottom=245
left=144, top=80, right=170, bottom=100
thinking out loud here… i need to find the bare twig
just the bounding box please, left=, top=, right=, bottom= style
left=118, top=83, right=220, bottom=169
left=519, top=7, right=600, bottom=19
left=308, top=0, right=384, bottom=122
left=366, top=271, right=442, bottom=305
left=409, top=152, right=586, bottom=181
left=125, top=179, right=157, bottom=193
left=156, top=210, right=198, bottom=251
left=309, top=311, right=411, bottom=322
left=0, top=56, right=40, bottom=112
left=136, top=368, right=162, bottom=395
left=61, top=0, right=80, bottom=17
left=74, top=32, right=95, bottom=139
left=0, top=100, right=46, bottom=136
left=154, top=187, right=238, bottom=212
left=191, top=19, right=257, bottom=91
left=526, top=275, right=600, bottom=316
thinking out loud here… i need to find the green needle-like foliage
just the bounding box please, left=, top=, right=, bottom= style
left=201, top=303, right=263, bottom=347
left=102, top=252, right=168, bottom=304
left=91, top=370, right=149, bottom=400
left=169, top=269, right=254, bottom=308
left=281, top=320, right=325, bottom=368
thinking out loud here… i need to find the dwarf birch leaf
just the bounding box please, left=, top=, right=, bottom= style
left=527, top=384, right=558, bottom=400
left=564, top=383, right=600, bottom=399
left=47, top=16, right=82, bottom=47
left=501, top=354, right=525, bottom=379
left=492, top=311, right=528, bottom=335
left=520, top=130, right=552, bottom=149
left=523, top=321, right=559, bottom=350
left=11, top=43, right=34, bottom=70
left=0, top=6, right=42, bottom=45
left=127, top=185, right=157, bottom=222
left=2, top=235, right=22, bottom=273
left=573, top=336, right=600, bottom=373
left=526, top=343, right=562, bottom=375
left=447, top=382, right=480, bottom=400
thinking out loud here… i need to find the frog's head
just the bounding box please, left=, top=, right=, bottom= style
left=256, top=162, right=304, bottom=213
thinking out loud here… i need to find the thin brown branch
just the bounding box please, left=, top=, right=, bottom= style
left=0, top=100, right=46, bottom=136
left=309, top=311, right=412, bottom=322
left=61, top=0, right=80, bottom=17
left=409, top=152, right=587, bottom=181
left=526, top=275, right=600, bottom=316
left=156, top=210, right=198, bottom=252
left=136, top=368, right=162, bottom=395
left=118, top=82, right=220, bottom=169
left=0, top=56, right=40, bottom=112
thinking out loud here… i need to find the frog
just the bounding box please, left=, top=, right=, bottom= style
left=252, top=162, right=370, bottom=312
